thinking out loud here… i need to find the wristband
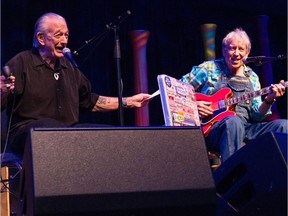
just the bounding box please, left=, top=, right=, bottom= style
left=264, top=97, right=276, bottom=105
left=122, top=97, right=127, bottom=107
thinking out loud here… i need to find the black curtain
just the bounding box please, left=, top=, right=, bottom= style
left=1, top=0, right=287, bottom=126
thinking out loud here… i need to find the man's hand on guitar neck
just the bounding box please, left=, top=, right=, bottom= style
left=259, top=79, right=287, bottom=114
left=268, top=80, right=286, bottom=98
left=264, top=80, right=286, bottom=103
left=196, top=100, right=214, bottom=119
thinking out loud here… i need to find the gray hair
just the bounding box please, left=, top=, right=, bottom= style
left=32, top=12, right=67, bottom=48
left=222, top=28, right=251, bottom=52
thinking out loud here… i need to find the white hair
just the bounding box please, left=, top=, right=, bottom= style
left=32, top=12, right=67, bottom=48
left=222, top=28, right=251, bottom=52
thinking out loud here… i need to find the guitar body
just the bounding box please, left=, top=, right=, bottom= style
left=195, top=87, right=236, bottom=136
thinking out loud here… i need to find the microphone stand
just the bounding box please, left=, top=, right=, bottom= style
left=109, top=25, right=124, bottom=126
left=73, top=10, right=131, bottom=126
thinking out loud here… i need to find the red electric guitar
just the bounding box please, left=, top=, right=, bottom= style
left=196, top=81, right=288, bottom=137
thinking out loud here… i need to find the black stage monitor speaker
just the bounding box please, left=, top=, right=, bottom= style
left=21, top=126, right=216, bottom=216
left=214, top=131, right=287, bottom=216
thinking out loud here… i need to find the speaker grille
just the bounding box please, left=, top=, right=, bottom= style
left=23, top=126, right=216, bottom=215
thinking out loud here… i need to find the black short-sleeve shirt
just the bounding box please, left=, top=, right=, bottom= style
left=5, top=47, right=99, bottom=132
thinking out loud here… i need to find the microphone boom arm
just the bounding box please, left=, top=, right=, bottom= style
left=73, top=10, right=131, bottom=56
left=244, top=55, right=287, bottom=66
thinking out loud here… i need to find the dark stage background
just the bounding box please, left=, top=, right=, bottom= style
left=1, top=0, right=287, bottom=126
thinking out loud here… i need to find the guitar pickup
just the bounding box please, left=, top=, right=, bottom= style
left=218, top=100, right=226, bottom=109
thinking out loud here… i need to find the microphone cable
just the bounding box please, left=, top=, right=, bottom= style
left=1, top=96, right=16, bottom=161
left=1, top=66, right=16, bottom=162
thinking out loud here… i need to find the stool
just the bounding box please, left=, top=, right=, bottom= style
left=1, top=166, right=10, bottom=216
left=1, top=153, right=22, bottom=216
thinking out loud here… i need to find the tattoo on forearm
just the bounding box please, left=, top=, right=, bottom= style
left=97, top=96, right=110, bottom=105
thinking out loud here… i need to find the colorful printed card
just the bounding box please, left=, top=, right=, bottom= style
left=157, top=74, right=201, bottom=127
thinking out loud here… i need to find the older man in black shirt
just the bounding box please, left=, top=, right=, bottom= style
left=1, top=12, right=150, bottom=156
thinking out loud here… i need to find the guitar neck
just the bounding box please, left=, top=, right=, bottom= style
left=225, top=81, right=288, bottom=107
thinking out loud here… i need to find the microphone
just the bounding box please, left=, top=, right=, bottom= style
left=2, top=65, right=11, bottom=78
left=106, top=10, right=131, bottom=29
left=62, top=47, right=78, bottom=68
left=2, top=65, right=13, bottom=90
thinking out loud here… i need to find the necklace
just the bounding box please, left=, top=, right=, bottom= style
left=41, top=57, right=59, bottom=80
left=54, top=72, right=59, bottom=80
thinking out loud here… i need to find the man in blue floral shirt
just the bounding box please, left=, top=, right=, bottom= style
left=181, top=28, right=287, bottom=162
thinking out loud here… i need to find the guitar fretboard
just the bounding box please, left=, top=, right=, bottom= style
left=221, top=81, right=288, bottom=107
left=225, top=87, right=272, bottom=106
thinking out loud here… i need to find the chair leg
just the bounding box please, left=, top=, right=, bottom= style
left=1, top=166, right=10, bottom=216
left=208, top=151, right=222, bottom=170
